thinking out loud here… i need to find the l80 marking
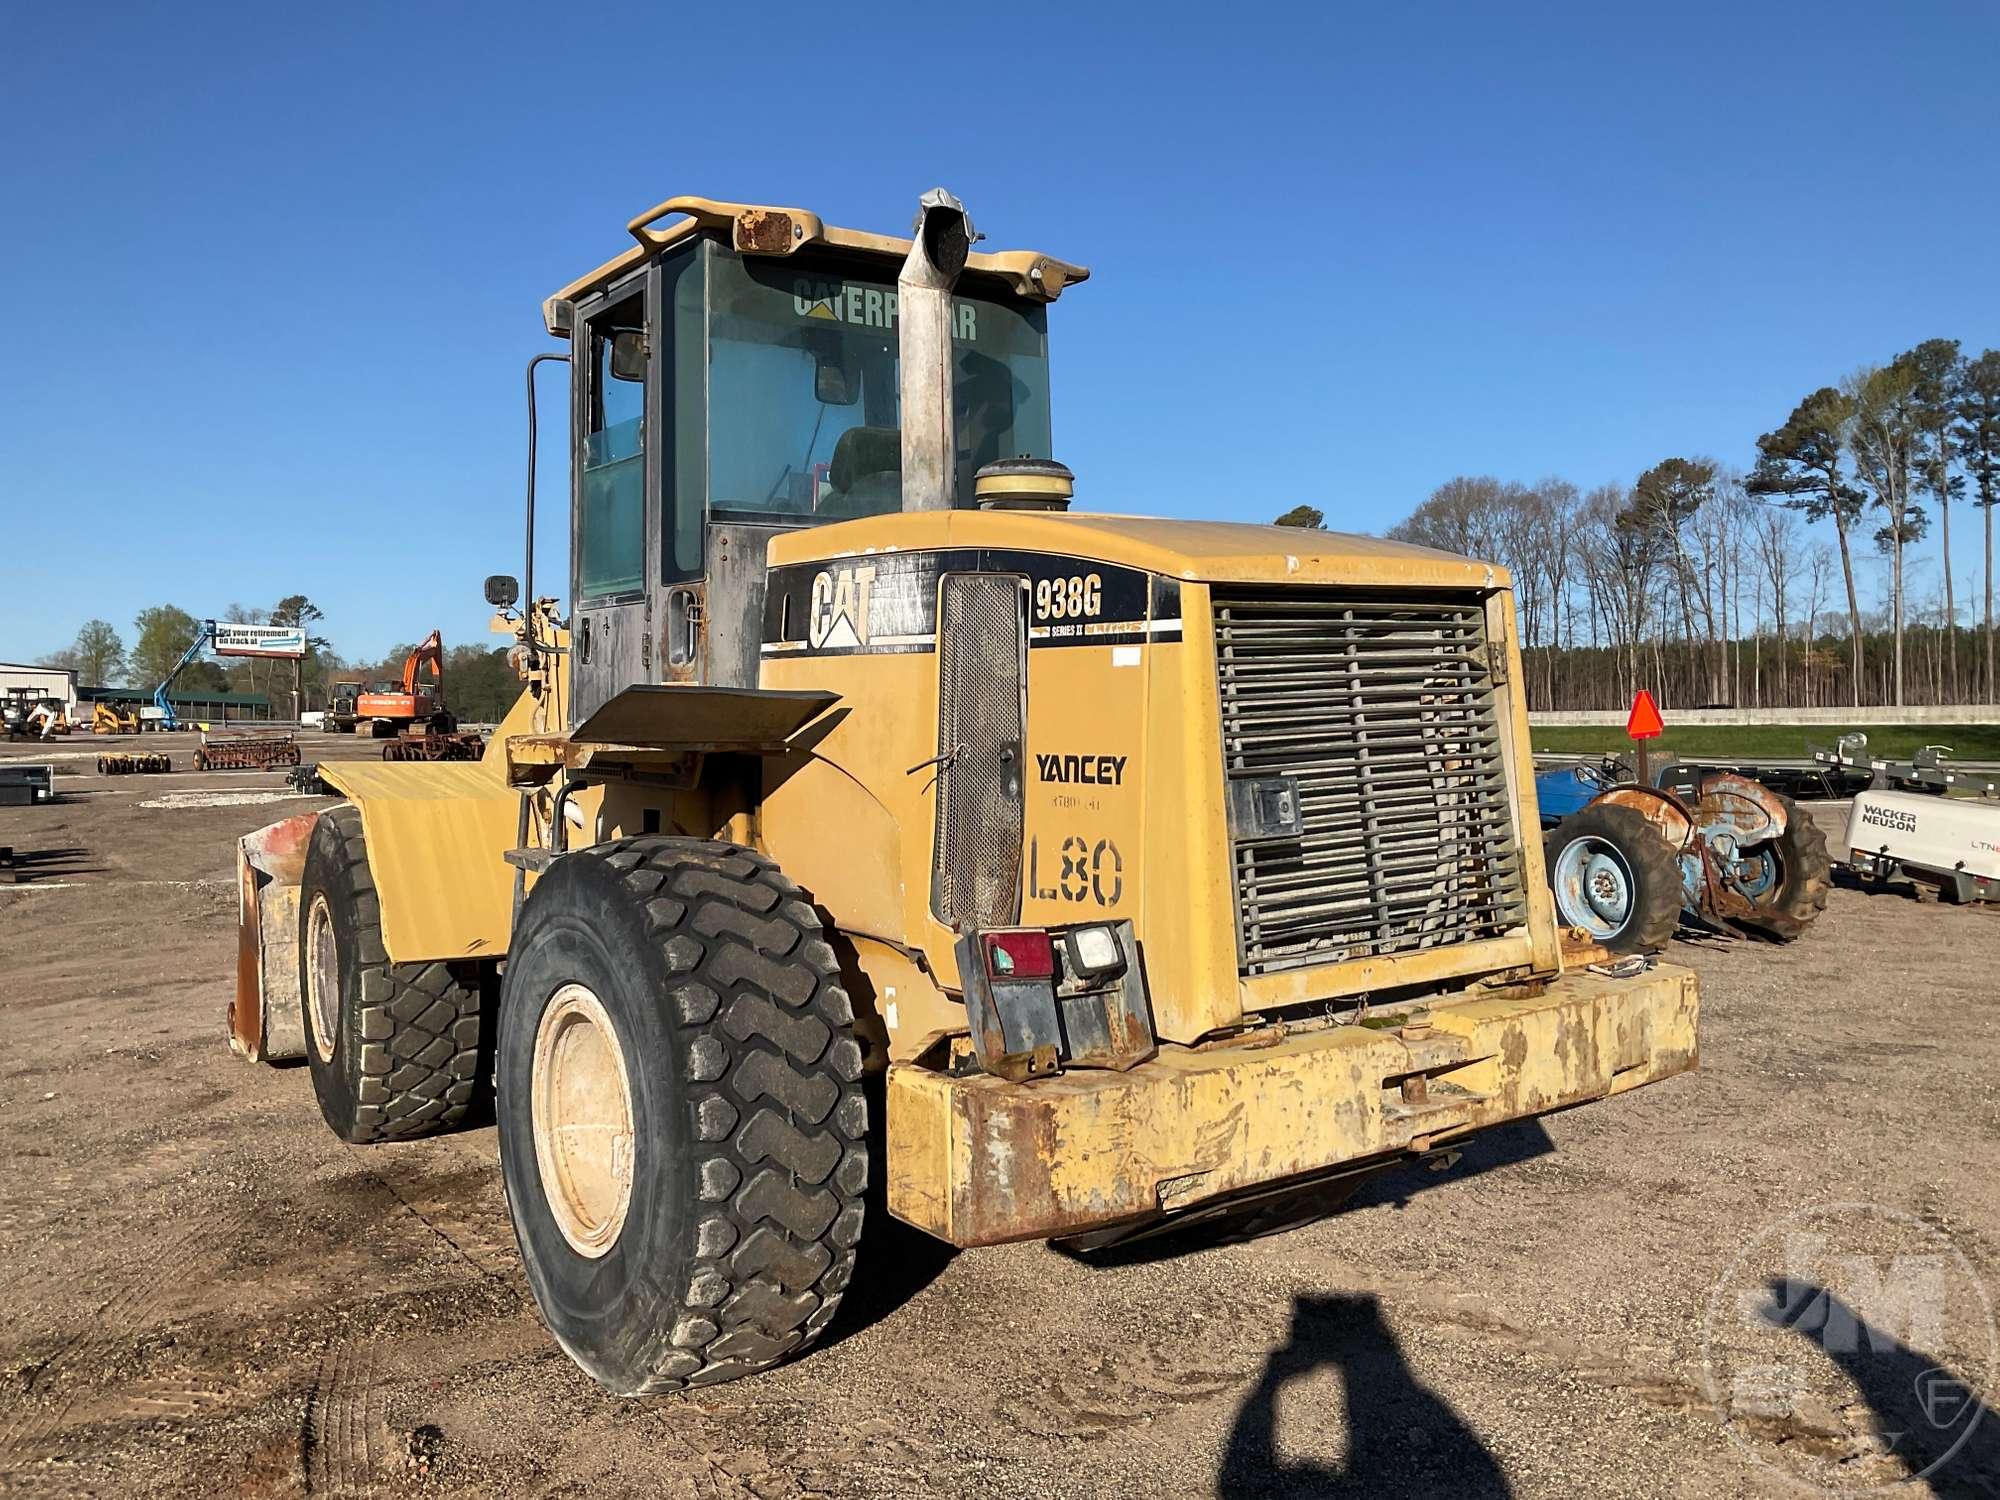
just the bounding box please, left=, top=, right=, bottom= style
left=1028, top=834, right=1124, bottom=906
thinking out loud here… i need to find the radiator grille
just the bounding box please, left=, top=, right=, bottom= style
left=933, top=573, right=1027, bottom=929
left=1213, top=588, right=1528, bottom=976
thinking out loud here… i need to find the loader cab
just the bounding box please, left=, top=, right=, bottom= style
left=552, top=202, right=1075, bottom=722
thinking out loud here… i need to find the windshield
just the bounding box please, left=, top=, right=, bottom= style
left=706, top=253, right=1052, bottom=520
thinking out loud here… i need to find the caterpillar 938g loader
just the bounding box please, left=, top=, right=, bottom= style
left=229, top=189, right=1700, bottom=1395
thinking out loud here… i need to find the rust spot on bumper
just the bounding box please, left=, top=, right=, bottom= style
left=887, top=962, right=1700, bottom=1247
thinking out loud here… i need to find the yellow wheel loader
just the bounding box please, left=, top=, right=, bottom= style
left=230, top=189, right=1700, bottom=1395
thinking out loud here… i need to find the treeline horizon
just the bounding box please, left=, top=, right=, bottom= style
left=1369, top=337, right=2000, bottom=712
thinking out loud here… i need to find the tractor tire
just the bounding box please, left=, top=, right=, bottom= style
left=1733, top=794, right=1833, bottom=940
left=299, top=806, right=488, bottom=1144
left=1544, top=802, right=1683, bottom=954
left=495, top=837, right=867, bottom=1396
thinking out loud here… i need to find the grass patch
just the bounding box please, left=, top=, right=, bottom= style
left=1528, top=723, right=2000, bottom=761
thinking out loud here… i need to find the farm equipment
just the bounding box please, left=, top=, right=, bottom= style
left=228, top=189, right=1701, bottom=1397
left=289, top=763, right=334, bottom=795
left=98, top=752, right=171, bottom=775
left=91, top=701, right=142, bottom=735
left=194, top=733, right=301, bottom=772
left=381, top=731, right=484, bottom=762
left=1537, top=757, right=1831, bottom=951
left=355, top=632, right=457, bottom=738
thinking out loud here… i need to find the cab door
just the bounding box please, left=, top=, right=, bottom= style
left=570, top=275, right=654, bottom=724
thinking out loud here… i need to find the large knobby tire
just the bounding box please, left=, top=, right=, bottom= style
left=1544, top=802, right=1683, bottom=954
left=496, top=837, right=867, bottom=1396
left=1733, top=793, right=1833, bottom=939
left=299, top=806, right=488, bottom=1143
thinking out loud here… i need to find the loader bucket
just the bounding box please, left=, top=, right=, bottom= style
left=229, top=811, right=319, bottom=1063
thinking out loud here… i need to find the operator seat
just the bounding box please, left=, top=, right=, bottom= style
left=819, top=426, right=903, bottom=517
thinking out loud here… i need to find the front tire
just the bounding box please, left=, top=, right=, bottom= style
left=496, top=838, right=867, bottom=1395
left=1544, top=803, right=1683, bottom=954
left=298, top=806, right=488, bottom=1143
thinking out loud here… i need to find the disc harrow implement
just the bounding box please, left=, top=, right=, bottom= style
left=98, top=752, right=172, bottom=775
left=194, top=735, right=301, bottom=772
left=381, top=732, right=484, bottom=762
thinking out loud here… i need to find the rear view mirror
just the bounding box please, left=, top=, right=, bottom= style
left=609, top=329, right=647, bottom=382
left=815, top=360, right=856, bottom=406
left=485, top=574, right=520, bottom=608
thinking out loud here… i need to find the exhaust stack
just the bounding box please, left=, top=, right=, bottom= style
left=898, top=188, right=972, bottom=512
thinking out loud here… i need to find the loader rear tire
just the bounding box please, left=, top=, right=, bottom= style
left=299, top=806, right=488, bottom=1144
left=1733, top=793, right=1833, bottom=940
left=1544, top=803, right=1683, bottom=954
left=495, top=837, right=867, bottom=1396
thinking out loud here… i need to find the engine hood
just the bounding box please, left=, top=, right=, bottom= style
left=765, top=508, right=1510, bottom=592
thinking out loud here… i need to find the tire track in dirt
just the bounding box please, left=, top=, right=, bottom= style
left=0, top=1220, right=210, bottom=1469
left=338, top=1138, right=522, bottom=1296
left=302, top=1338, right=384, bottom=1497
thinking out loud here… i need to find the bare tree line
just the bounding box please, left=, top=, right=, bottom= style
left=1384, top=340, right=2000, bottom=711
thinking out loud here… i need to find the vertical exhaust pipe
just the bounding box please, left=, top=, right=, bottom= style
left=898, top=187, right=972, bottom=512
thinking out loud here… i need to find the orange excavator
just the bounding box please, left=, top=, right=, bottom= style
left=355, top=630, right=455, bottom=738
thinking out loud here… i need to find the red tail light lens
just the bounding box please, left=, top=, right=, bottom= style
left=982, top=929, right=1055, bottom=980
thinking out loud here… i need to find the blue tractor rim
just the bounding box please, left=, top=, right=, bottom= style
left=1552, top=835, right=1637, bottom=941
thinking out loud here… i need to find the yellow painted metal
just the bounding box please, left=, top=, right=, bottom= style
left=886, top=961, right=1699, bottom=1247
left=766, top=508, right=1513, bottom=590
left=225, top=182, right=1706, bottom=1265
left=546, top=194, right=1090, bottom=333
left=313, top=760, right=521, bottom=963
left=763, top=508, right=1550, bottom=1047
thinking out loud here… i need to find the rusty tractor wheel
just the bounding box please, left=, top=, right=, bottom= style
left=1544, top=802, right=1683, bottom=954
left=495, top=838, right=867, bottom=1395
left=298, top=806, right=491, bottom=1143
left=1728, top=794, right=1833, bottom=940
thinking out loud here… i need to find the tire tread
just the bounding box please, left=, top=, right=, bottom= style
left=307, top=806, right=484, bottom=1143
left=575, top=836, right=864, bottom=1395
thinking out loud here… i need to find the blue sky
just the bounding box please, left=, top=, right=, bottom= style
left=3, top=1, right=1996, bottom=665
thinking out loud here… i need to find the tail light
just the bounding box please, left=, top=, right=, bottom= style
left=983, top=929, right=1055, bottom=980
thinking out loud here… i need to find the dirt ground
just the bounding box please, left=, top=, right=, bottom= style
left=3, top=730, right=1998, bottom=1499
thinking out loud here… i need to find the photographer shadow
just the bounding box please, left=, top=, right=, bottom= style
left=1218, top=1292, right=1511, bottom=1498
left=1762, top=1278, right=2000, bottom=1498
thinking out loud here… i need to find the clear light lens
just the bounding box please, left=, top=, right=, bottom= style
left=1069, top=925, right=1122, bottom=974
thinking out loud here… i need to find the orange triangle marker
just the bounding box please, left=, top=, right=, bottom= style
left=1626, top=689, right=1665, bottom=740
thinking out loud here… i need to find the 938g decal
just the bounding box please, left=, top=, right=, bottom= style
left=763, top=549, right=1181, bottom=656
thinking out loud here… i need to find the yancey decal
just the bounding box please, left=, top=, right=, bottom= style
left=1035, top=753, right=1128, bottom=786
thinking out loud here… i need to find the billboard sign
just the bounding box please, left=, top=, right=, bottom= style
left=213, top=624, right=307, bottom=659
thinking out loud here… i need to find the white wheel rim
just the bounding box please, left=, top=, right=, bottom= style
left=306, top=892, right=339, bottom=1063
left=531, top=983, right=636, bottom=1259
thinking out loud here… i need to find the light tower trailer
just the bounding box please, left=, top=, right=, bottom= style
left=1842, top=790, right=2000, bottom=904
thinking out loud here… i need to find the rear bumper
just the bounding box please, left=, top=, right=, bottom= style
left=886, top=962, right=1699, bottom=1247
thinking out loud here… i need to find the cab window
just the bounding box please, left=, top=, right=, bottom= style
left=578, top=292, right=645, bottom=599
left=704, top=253, right=1053, bottom=521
